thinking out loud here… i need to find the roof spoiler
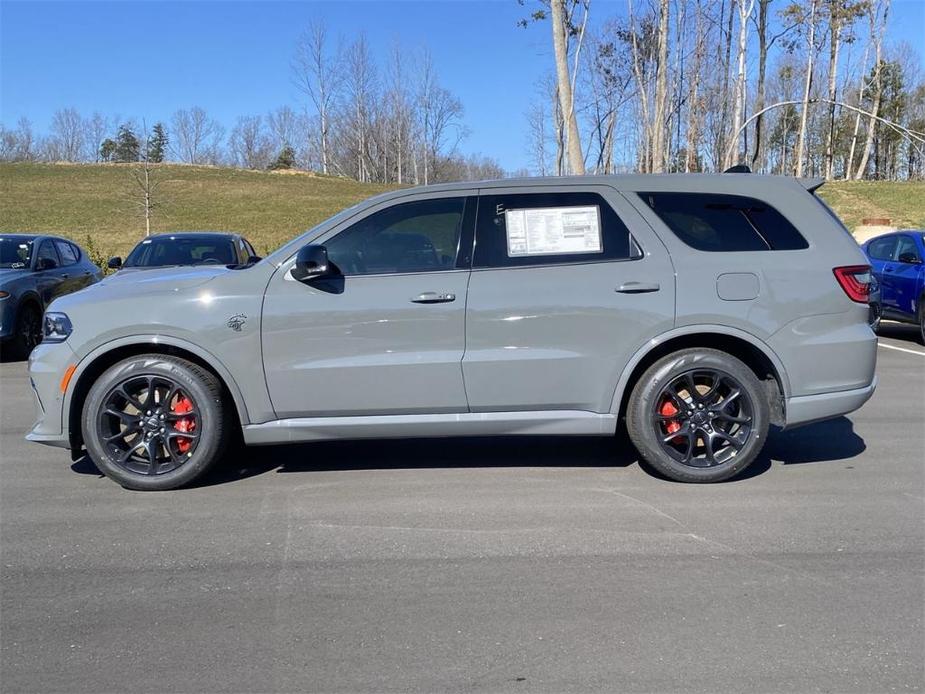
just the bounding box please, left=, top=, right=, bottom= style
left=797, top=177, right=825, bottom=194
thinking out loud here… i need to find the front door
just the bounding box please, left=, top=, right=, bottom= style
left=462, top=187, right=675, bottom=414
left=261, top=194, right=475, bottom=419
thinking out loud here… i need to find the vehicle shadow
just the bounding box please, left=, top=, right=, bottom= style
left=70, top=415, right=866, bottom=488
left=877, top=321, right=923, bottom=346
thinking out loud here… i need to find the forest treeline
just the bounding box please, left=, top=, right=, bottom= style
left=2, top=0, right=922, bottom=182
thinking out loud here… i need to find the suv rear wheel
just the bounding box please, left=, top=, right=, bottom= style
left=627, top=348, right=770, bottom=483
left=82, top=354, right=228, bottom=491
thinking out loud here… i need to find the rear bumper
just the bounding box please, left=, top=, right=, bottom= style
left=783, top=377, right=877, bottom=429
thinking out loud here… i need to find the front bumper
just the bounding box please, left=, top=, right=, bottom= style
left=25, top=340, right=77, bottom=449
left=783, top=377, right=878, bottom=429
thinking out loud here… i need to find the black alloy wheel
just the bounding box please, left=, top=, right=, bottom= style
left=652, top=369, right=754, bottom=468
left=82, top=354, right=228, bottom=490
left=96, top=374, right=201, bottom=476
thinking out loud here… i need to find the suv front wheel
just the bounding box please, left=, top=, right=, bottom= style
left=82, top=354, right=228, bottom=491
left=627, top=348, right=770, bottom=483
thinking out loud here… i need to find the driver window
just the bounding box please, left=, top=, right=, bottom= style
left=325, top=198, right=465, bottom=276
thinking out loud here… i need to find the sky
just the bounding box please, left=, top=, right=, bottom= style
left=1, top=0, right=924, bottom=172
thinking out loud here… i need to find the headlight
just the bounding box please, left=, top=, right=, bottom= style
left=43, top=312, right=72, bottom=342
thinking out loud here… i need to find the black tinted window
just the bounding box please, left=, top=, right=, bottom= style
left=867, top=236, right=897, bottom=261
left=55, top=240, right=78, bottom=266
left=326, top=198, right=465, bottom=275
left=125, top=237, right=238, bottom=267
left=641, top=192, right=808, bottom=252
left=895, top=235, right=920, bottom=262
left=36, top=240, right=59, bottom=267
left=474, top=192, right=639, bottom=268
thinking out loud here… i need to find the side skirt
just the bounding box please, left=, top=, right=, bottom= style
left=242, top=410, right=618, bottom=446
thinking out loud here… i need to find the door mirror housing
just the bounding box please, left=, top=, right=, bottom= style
left=897, top=252, right=922, bottom=265
left=36, top=257, right=58, bottom=271
left=291, top=244, right=334, bottom=282
left=107, top=256, right=123, bottom=269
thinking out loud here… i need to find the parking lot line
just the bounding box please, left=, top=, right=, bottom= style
left=878, top=341, right=925, bottom=357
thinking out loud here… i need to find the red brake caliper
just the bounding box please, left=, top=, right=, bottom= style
left=660, top=398, right=682, bottom=441
left=171, top=395, right=196, bottom=454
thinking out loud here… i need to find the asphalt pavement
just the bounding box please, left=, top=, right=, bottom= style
left=1, top=325, right=923, bottom=693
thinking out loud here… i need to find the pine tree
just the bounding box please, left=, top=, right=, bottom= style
left=113, top=124, right=140, bottom=162
left=99, top=138, right=117, bottom=162
left=268, top=145, right=296, bottom=170
left=146, top=122, right=168, bottom=163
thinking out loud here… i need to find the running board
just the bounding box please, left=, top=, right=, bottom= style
left=242, top=410, right=618, bottom=445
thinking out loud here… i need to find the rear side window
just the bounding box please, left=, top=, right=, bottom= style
left=640, top=192, right=809, bottom=252
left=55, top=240, right=78, bottom=266
left=867, top=236, right=897, bottom=261
left=474, top=191, right=640, bottom=268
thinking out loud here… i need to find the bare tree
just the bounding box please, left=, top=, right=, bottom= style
left=292, top=20, right=342, bottom=175
left=170, top=107, right=224, bottom=164
left=124, top=123, right=165, bottom=237
left=229, top=115, right=273, bottom=169
left=726, top=0, right=757, bottom=168
left=49, top=108, right=85, bottom=162
left=344, top=34, right=377, bottom=182
left=550, top=0, right=587, bottom=174
left=854, top=0, right=890, bottom=178
left=84, top=112, right=109, bottom=162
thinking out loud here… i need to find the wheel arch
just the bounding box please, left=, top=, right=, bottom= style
left=610, top=326, right=789, bottom=427
left=65, top=337, right=249, bottom=455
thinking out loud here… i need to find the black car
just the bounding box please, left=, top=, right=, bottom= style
left=108, top=232, right=259, bottom=270
left=0, top=234, right=103, bottom=358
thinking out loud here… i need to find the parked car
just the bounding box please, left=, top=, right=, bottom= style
left=0, top=234, right=102, bottom=359
left=26, top=174, right=877, bottom=490
left=862, top=230, right=925, bottom=344
left=107, top=232, right=259, bottom=271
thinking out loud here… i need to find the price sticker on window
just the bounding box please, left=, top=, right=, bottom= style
left=505, top=206, right=602, bottom=257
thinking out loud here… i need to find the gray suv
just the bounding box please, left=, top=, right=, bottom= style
left=26, top=175, right=878, bottom=490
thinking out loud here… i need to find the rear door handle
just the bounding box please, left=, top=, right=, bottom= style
left=616, top=282, right=660, bottom=294
left=411, top=292, right=456, bottom=304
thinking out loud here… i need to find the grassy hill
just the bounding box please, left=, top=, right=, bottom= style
left=1, top=162, right=923, bottom=262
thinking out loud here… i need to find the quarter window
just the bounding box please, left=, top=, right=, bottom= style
left=325, top=197, right=466, bottom=276
left=641, top=192, right=809, bottom=252
left=895, top=235, right=920, bottom=263
left=474, top=192, right=640, bottom=268
left=55, top=240, right=79, bottom=266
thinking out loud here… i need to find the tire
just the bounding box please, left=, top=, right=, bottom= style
left=81, top=354, right=228, bottom=491
left=3, top=302, right=42, bottom=360
left=626, top=348, right=770, bottom=483
left=918, top=300, right=925, bottom=346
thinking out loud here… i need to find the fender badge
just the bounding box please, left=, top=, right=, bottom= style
left=227, top=314, right=247, bottom=332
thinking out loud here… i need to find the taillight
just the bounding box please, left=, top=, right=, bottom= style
left=833, top=265, right=871, bottom=303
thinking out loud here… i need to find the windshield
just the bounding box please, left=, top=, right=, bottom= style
left=0, top=237, right=34, bottom=268
left=124, top=236, right=237, bottom=268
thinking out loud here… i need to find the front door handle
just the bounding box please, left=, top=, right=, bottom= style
left=616, top=281, right=660, bottom=294
left=411, top=292, right=456, bottom=304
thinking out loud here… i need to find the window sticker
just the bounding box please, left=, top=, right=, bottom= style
left=505, top=205, right=602, bottom=257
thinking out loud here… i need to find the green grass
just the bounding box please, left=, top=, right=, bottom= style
left=1, top=163, right=923, bottom=262
left=0, top=162, right=393, bottom=260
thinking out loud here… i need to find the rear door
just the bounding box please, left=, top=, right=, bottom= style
left=261, top=193, right=476, bottom=419
left=887, top=234, right=923, bottom=318
left=866, top=235, right=898, bottom=310
left=462, top=186, right=675, bottom=414
left=33, top=239, right=65, bottom=305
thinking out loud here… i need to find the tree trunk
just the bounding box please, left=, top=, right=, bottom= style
left=823, top=8, right=841, bottom=179
left=795, top=0, right=818, bottom=177
left=750, top=0, right=771, bottom=171
left=727, top=0, right=755, bottom=169
left=550, top=0, right=585, bottom=174
left=854, top=0, right=889, bottom=180
left=651, top=0, right=671, bottom=172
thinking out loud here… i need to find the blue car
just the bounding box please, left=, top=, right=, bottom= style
left=863, top=230, right=925, bottom=344
left=0, top=234, right=103, bottom=358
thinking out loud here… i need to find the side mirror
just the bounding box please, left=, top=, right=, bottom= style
left=107, top=256, right=123, bottom=269
left=897, top=252, right=922, bottom=265
left=291, top=244, right=333, bottom=282
left=246, top=255, right=262, bottom=264
left=36, top=257, right=58, bottom=271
